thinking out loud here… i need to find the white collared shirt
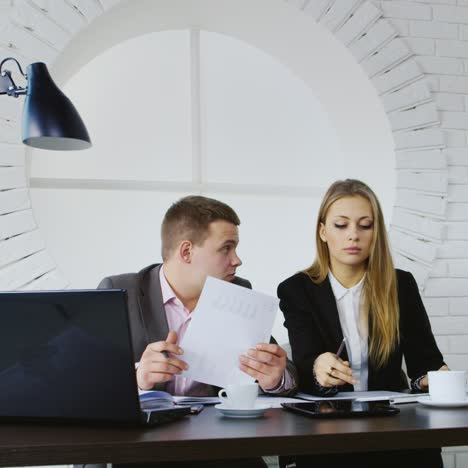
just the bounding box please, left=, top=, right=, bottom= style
left=328, top=271, right=369, bottom=391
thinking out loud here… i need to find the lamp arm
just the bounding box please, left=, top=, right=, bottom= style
left=0, top=57, right=26, bottom=76
left=0, top=57, right=27, bottom=97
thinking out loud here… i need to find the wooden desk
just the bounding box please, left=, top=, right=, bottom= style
left=0, top=404, right=467, bottom=466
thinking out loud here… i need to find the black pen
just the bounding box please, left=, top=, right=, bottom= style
left=162, top=351, right=170, bottom=359
left=335, top=337, right=347, bottom=359
left=190, top=404, right=204, bottom=414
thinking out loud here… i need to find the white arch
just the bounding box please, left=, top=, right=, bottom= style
left=0, top=0, right=446, bottom=290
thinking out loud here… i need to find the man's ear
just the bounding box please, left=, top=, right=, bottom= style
left=319, top=222, right=327, bottom=243
left=179, top=240, right=193, bottom=263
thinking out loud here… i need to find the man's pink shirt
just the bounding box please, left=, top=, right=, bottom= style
left=159, top=266, right=212, bottom=396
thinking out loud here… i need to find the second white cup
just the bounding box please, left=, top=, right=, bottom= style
left=218, top=383, right=259, bottom=409
left=428, top=370, right=467, bottom=402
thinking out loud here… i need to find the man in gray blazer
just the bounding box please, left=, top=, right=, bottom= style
left=100, top=195, right=297, bottom=399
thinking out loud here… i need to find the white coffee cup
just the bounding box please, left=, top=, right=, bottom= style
left=428, top=370, right=467, bottom=403
left=218, top=383, right=259, bottom=409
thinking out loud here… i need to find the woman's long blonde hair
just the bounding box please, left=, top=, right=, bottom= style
left=304, top=179, right=399, bottom=368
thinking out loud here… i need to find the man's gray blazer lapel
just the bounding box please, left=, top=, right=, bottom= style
left=138, top=264, right=170, bottom=344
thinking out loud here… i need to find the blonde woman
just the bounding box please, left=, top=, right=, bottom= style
left=278, top=179, right=447, bottom=468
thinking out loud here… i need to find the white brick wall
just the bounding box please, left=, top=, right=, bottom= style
left=411, top=20, right=458, bottom=39
left=434, top=92, right=465, bottom=110
left=423, top=297, right=449, bottom=316
left=380, top=1, right=432, bottom=20
left=416, top=56, right=465, bottom=75
left=437, top=39, right=468, bottom=58
left=450, top=298, right=468, bottom=315
left=440, top=75, right=468, bottom=93
left=377, top=2, right=468, bottom=465
left=0, top=0, right=467, bottom=465
left=433, top=4, right=468, bottom=24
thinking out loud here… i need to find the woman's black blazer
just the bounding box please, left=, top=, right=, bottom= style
left=278, top=269, right=445, bottom=395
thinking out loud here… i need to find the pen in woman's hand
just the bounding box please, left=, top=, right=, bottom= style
left=335, top=337, right=347, bottom=359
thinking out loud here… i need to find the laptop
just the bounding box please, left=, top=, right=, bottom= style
left=0, top=289, right=190, bottom=426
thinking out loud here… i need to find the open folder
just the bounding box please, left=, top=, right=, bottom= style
left=139, top=391, right=220, bottom=410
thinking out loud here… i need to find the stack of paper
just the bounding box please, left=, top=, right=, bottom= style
left=139, top=391, right=220, bottom=409
left=173, top=396, right=220, bottom=406
left=296, top=391, right=419, bottom=402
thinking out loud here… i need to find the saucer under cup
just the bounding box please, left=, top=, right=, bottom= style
left=215, top=403, right=269, bottom=418
left=417, top=397, right=468, bottom=408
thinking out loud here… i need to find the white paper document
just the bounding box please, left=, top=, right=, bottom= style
left=258, top=396, right=304, bottom=408
left=179, top=276, right=279, bottom=388
left=296, top=391, right=412, bottom=402
left=173, top=396, right=220, bottom=405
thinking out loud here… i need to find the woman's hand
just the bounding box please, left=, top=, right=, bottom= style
left=419, top=364, right=449, bottom=390
left=313, top=352, right=357, bottom=388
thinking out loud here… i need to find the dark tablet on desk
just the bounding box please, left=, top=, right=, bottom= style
left=281, top=400, right=400, bottom=418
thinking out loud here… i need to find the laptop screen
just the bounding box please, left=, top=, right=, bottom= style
left=0, top=289, right=142, bottom=424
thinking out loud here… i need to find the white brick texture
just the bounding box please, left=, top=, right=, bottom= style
left=429, top=315, right=468, bottom=333
left=372, top=58, right=423, bottom=94
left=434, top=92, right=465, bottom=110
left=439, top=75, right=468, bottom=93
left=415, top=56, right=464, bottom=75
left=395, top=149, right=447, bottom=168
left=410, top=20, right=457, bottom=39
left=362, top=38, right=411, bottom=76
left=433, top=4, right=468, bottom=24
left=423, top=297, right=449, bottom=316
left=383, top=80, right=432, bottom=112
left=389, top=18, right=409, bottom=36
left=441, top=111, right=468, bottom=129
left=443, top=129, right=466, bottom=146
left=403, top=36, right=435, bottom=55
left=437, top=39, right=468, bottom=59
left=373, top=8, right=468, bottom=465
left=2, top=0, right=468, bottom=463
left=302, top=0, right=332, bottom=20
left=445, top=148, right=468, bottom=166
left=448, top=165, right=468, bottom=184
left=449, top=335, right=468, bottom=353
left=335, top=2, right=382, bottom=45
left=450, top=298, right=468, bottom=315
left=444, top=354, right=468, bottom=371
left=380, top=1, right=432, bottom=20
left=350, top=19, right=397, bottom=62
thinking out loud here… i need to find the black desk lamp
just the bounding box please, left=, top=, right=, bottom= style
left=0, top=57, right=91, bottom=151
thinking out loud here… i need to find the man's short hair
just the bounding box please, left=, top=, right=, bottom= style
left=161, top=195, right=240, bottom=261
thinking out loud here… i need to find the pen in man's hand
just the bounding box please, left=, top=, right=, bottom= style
left=335, top=337, right=347, bottom=359
left=162, top=351, right=170, bottom=359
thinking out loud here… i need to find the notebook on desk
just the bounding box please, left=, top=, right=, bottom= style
left=0, top=289, right=190, bottom=426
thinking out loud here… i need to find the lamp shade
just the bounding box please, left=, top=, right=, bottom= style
left=22, top=62, right=91, bottom=150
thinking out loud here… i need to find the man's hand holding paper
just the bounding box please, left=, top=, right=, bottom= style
left=179, top=277, right=281, bottom=389
left=239, top=342, right=287, bottom=391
